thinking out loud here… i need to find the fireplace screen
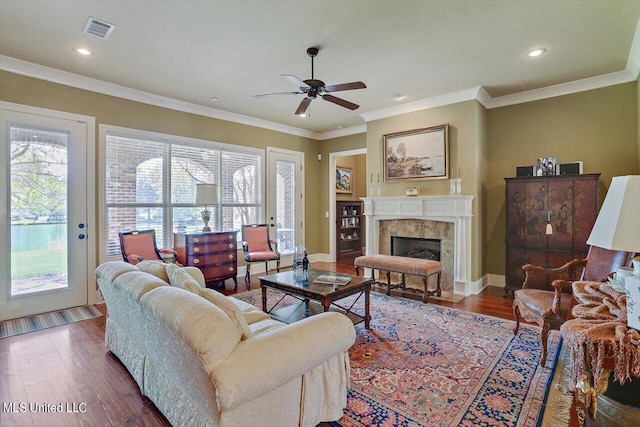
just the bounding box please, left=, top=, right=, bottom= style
left=391, top=236, right=441, bottom=261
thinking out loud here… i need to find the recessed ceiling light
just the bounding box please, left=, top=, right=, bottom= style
left=527, top=48, right=547, bottom=58
left=393, top=94, right=407, bottom=101
left=209, top=96, right=219, bottom=102
left=298, top=113, right=307, bottom=117
left=73, top=47, right=92, bottom=56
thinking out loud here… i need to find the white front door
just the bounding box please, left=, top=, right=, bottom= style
left=0, top=106, right=91, bottom=321
left=266, top=148, right=304, bottom=261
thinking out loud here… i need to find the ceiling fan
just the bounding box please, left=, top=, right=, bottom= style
left=254, top=47, right=367, bottom=116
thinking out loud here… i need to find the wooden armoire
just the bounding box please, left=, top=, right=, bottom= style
left=504, top=173, right=600, bottom=297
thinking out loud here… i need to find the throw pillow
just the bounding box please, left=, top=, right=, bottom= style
left=200, top=288, right=253, bottom=340
left=137, top=260, right=170, bottom=283
left=166, top=263, right=203, bottom=294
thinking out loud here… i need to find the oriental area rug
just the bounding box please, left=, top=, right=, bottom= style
left=235, top=289, right=562, bottom=427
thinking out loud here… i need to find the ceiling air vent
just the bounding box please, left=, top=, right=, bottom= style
left=82, top=16, right=115, bottom=39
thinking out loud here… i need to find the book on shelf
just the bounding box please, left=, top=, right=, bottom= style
left=313, top=274, right=351, bottom=286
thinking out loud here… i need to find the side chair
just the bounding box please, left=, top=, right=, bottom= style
left=241, top=224, right=280, bottom=283
left=118, top=229, right=177, bottom=265
left=512, top=245, right=634, bottom=366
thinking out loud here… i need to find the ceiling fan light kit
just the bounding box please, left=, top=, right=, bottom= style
left=254, top=47, right=367, bottom=116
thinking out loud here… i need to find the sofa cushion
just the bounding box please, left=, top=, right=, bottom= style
left=137, top=260, right=170, bottom=283
left=95, top=261, right=139, bottom=284
left=227, top=297, right=270, bottom=325
left=140, top=286, right=241, bottom=370
left=166, top=263, right=203, bottom=294
left=112, top=271, right=169, bottom=302
left=200, top=289, right=253, bottom=341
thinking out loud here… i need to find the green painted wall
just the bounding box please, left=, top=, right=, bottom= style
left=0, top=70, right=325, bottom=260
left=3, top=69, right=637, bottom=280
left=365, top=100, right=486, bottom=281
left=486, top=82, right=638, bottom=276
left=316, top=133, right=367, bottom=254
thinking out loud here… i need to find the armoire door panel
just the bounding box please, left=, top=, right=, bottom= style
left=524, top=180, right=547, bottom=249
left=506, top=181, right=526, bottom=247
left=523, top=250, right=550, bottom=290
left=506, top=248, right=526, bottom=289
left=572, top=177, right=599, bottom=252
left=546, top=178, right=574, bottom=251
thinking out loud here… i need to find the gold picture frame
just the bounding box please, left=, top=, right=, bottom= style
left=383, top=124, right=449, bottom=181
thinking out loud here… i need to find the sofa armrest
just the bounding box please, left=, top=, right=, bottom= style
left=210, top=312, right=356, bottom=411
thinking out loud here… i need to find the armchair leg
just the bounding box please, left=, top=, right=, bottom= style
left=540, top=324, right=551, bottom=367
left=265, top=261, right=269, bottom=275
left=276, top=259, right=280, bottom=273
left=245, top=264, right=251, bottom=284
left=513, top=302, right=521, bottom=335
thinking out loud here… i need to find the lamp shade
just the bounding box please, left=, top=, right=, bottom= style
left=195, top=183, right=219, bottom=206
left=586, top=175, right=640, bottom=252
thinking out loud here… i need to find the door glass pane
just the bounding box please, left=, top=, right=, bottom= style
left=10, top=126, right=69, bottom=296
left=275, top=160, right=296, bottom=254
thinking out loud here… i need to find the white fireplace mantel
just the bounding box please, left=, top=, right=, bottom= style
left=361, top=195, right=475, bottom=296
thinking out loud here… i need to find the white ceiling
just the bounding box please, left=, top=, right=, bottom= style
left=1, top=0, right=639, bottom=138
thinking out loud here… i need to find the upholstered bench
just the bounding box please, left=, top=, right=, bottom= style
left=354, top=254, right=442, bottom=302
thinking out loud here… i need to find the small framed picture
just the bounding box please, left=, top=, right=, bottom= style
left=336, top=167, right=352, bottom=194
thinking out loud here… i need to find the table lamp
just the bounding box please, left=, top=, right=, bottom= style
left=586, top=175, right=640, bottom=271
left=195, top=183, right=219, bottom=232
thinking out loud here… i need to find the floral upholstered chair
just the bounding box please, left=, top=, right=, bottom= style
left=118, top=229, right=177, bottom=265
left=241, top=224, right=280, bottom=283
left=512, top=245, right=633, bottom=366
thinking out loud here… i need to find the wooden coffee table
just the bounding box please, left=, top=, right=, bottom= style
left=259, top=268, right=372, bottom=329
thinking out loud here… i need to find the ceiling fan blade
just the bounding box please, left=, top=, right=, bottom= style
left=253, top=91, right=303, bottom=98
left=323, top=81, right=366, bottom=92
left=295, top=97, right=312, bottom=115
left=282, top=74, right=310, bottom=89
left=322, top=94, right=359, bottom=110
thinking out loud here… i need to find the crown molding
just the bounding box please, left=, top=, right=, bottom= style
left=3, top=27, right=638, bottom=139
left=0, top=55, right=319, bottom=140
left=484, top=69, right=636, bottom=109
left=626, top=17, right=640, bottom=79
left=317, top=124, right=367, bottom=140
left=359, top=87, right=482, bottom=122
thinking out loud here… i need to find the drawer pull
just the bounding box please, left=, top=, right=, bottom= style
left=228, top=243, right=234, bottom=249
left=228, top=235, right=233, bottom=240
left=193, top=258, right=200, bottom=264
left=229, top=267, right=234, bottom=272
left=193, top=247, right=200, bottom=253
left=193, top=238, right=200, bottom=243
left=229, top=254, right=234, bottom=259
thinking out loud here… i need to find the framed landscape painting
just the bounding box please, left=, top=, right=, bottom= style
left=383, top=124, right=449, bottom=181
left=336, top=167, right=352, bottom=194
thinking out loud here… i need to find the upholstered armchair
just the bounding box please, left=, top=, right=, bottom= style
left=513, top=246, right=634, bottom=366
left=241, top=224, right=280, bottom=283
left=118, top=229, right=177, bottom=265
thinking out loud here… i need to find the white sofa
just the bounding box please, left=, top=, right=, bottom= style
left=95, top=260, right=356, bottom=427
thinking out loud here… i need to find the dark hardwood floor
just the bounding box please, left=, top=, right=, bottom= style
left=0, top=257, right=577, bottom=426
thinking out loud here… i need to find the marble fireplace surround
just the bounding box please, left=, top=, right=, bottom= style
left=361, top=195, right=474, bottom=296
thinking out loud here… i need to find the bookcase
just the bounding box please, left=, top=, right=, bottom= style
left=336, top=201, right=363, bottom=260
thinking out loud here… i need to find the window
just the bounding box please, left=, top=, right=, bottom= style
left=103, top=127, right=263, bottom=256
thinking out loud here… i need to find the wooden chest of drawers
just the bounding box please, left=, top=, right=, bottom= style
left=174, top=231, right=238, bottom=287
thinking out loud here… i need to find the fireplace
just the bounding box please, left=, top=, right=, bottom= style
left=391, top=236, right=441, bottom=261
left=361, top=195, right=475, bottom=296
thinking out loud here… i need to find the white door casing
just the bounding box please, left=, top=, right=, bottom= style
left=0, top=102, right=96, bottom=321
